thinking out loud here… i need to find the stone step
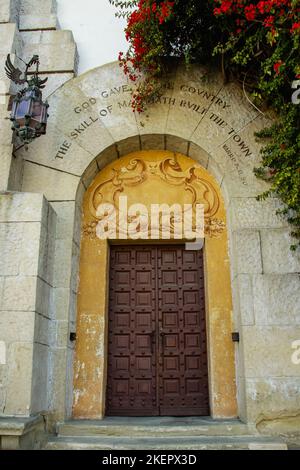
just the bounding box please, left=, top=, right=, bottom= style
left=45, top=435, right=288, bottom=450
left=57, top=418, right=255, bottom=438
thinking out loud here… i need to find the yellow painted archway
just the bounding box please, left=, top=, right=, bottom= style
left=73, top=150, right=237, bottom=419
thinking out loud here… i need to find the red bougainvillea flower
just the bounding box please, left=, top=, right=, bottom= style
left=213, top=0, right=298, bottom=36
left=118, top=0, right=175, bottom=112
left=273, top=60, right=285, bottom=75
left=291, top=22, right=300, bottom=33
left=263, top=15, right=274, bottom=28
left=244, top=5, right=256, bottom=21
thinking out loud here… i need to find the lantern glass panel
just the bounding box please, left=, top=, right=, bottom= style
left=40, top=103, right=48, bottom=124
left=15, top=99, right=31, bottom=119
left=11, top=100, right=18, bottom=119
left=32, top=101, right=42, bottom=120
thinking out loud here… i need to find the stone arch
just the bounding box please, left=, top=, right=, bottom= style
left=15, top=61, right=276, bottom=423
left=17, top=61, right=271, bottom=206
left=73, top=150, right=237, bottom=419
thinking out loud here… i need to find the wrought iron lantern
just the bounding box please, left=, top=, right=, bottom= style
left=5, top=54, right=49, bottom=144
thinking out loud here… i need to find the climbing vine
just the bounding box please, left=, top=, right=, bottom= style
left=109, top=0, right=300, bottom=247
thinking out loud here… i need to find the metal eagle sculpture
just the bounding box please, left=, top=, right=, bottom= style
left=5, top=54, right=48, bottom=89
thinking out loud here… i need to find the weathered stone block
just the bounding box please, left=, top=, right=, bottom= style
left=19, top=222, right=43, bottom=276
left=22, top=161, right=80, bottom=201
left=0, top=0, right=13, bottom=22
left=81, top=160, right=99, bottom=189
left=166, top=135, right=189, bottom=155
left=71, top=241, right=80, bottom=294
left=0, top=145, right=13, bottom=191
left=1, top=276, right=37, bottom=311
left=53, top=238, right=73, bottom=288
left=55, top=320, right=69, bottom=348
left=35, top=277, right=52, bottom=317
left=53, top=288, right=70, bottom=321
left=188, top=142, right=210, bottom=169
left=233, top=230, right=262, bottom=274
left=141, top=134, right=165, bottom=151
left=34, top=212, right=56, bottom=286
left=117, top=135, right=141, bottom=157
left=0, top=111, right=13, bottom=147
left=253, top=274, right=300, bottom=325
left=221, top=166, right=269, bottom=199
left=31, top=342, right=50, bottom=414
left=75, top=181, right=86, bottom=207
left=248, top=443, right=287, bottom=450
left=260, top=228, right=300, bottom=274
left=22, top=29, right=72, bottom=46
left=236, top=274, right=255, bottom=326
left=19, top=0, right=58, bottom=30
left=0, top=416, right=45, bottom=449
left=76, top=62, right=138, bottom=142
left=0, top=23, right=17, bottom=54
left=15, top=119, right=94, bottom=178
left=96, top=145, right=118, bottom=171
left=0, top=311, right=35, bottom=343
left=21, top=30, right=77, bottom=73
left=0, top=215, right=55, bottom=283
left=165, top=63, right=223, bottom=142
left=68, top=289, right=77, bottom=324
left=19, top=0, right=56, bottom=16
left=51, top=201, right=76, bottom=240
left=230, top=197, right=287, bottom=230
left=19, top=14, right=57, bottom=30
left=242, top=325, right=300, bottom=378
left=43, top=73, right=74, bottom=99
left=206, top=156, right=224, bottom=188
left=245, top=377, right=300, bottom=423
left=65, top=346, right=75, bottom=416
left=34, top=314, right=51, bottom=346
left=4, top=342, right=33, bottom=415
left=0, top=223, right=23, bottom=276
left=73, top=203, right=82, bottom=247
left=48, top=347, right=68, bottom=419
left=0, top=277, right=4, bottom=307
left=0, top=192, right=46, bottom=223
left=7, top=151, right=24, bottom=192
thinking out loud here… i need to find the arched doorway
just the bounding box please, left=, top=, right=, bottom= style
left=72, top=150, right=237, bottom=419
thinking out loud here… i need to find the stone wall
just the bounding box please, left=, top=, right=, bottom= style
left=0, top=0, right=77, bottom=192
left=229, top=198, right=300, bottom=423
left=0, top=0, right=78, bottom=447
left=0, top=192, right=56, bottom=417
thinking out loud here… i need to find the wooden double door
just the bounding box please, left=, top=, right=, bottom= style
left=106, top=245, right=209, bottom=416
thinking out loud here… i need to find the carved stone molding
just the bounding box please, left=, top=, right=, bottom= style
left=83, top=155, right=225, bottom=239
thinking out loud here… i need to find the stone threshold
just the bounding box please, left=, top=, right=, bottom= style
left=44, top=417, right=288, bottom=450
left=57, top=417, right=256, bottom=437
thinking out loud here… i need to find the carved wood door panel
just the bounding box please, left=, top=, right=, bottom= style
left=107, top=246, right=158, bottom=416
left=106, top=245, right=209, bottom=417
